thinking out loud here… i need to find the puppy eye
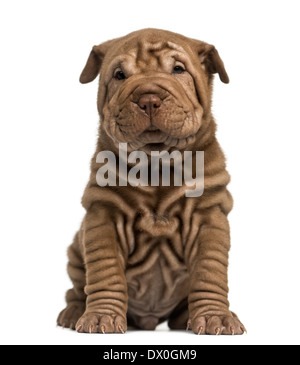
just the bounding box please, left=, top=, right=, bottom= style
left=114, top=70, right=126, bottom=80
left=173, top=65, right=185, bottom=74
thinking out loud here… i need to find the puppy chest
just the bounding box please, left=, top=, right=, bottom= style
left=125, top=233, right=188, bottom=315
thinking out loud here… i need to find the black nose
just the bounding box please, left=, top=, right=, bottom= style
left=138, top=94, right=161, bottom=116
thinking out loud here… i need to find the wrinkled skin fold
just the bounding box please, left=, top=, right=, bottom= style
left=57, top=29, right=245, bottom=335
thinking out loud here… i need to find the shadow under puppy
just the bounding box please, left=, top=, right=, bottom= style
left=57, top=28, right=245, bottom=335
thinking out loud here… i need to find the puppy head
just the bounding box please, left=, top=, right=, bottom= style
left=80, top=29, right=229, bottom=153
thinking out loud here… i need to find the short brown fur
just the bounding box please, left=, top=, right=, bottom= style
left=57, top=29, right=245, bottom=335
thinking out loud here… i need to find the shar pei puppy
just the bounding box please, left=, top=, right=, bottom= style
left=57, top=28, right=245, bottom=335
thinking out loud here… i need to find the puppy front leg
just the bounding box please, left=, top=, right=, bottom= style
left=186, top=207, right=245, bottom=335
left=76, top=203, right=127, bottom=333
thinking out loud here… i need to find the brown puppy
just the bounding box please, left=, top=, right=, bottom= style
left=57, top=29, right=245, bottom=335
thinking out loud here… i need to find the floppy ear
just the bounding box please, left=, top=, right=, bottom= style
left=79, top=41, right=112, bottom=84
left=198, top=44, right=229, bottom=84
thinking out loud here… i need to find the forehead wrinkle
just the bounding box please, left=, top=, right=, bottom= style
left=136, top=40, right=178, bottom=71
left=121, top=55, right=139, bottom=75
left=136, top=45, right=158, bottom=71
left=166, top=41, right=192, bottom=55
left=135, top=40, right=161, bottom=68
left=143, top=40, right=166, bottom=52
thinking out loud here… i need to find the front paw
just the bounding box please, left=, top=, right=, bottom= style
left=76, top=312, right=127, bottom=334
left=188, top=313, right=246, bottom=335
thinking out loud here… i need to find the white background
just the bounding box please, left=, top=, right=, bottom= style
left=0, top=0, right=299, bottom=345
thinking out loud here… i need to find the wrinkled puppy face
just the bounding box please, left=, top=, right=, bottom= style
left=80, top=29, right=229, bottom=153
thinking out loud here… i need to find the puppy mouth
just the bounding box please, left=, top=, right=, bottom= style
left=126, top=126, right=197, bottom=154
left=138, top=128, right=168, bottom=144
left=127, top=128, right=169, bottom=154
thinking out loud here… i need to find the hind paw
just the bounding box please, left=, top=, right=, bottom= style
left=57, top=302, right=85, bottom=330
